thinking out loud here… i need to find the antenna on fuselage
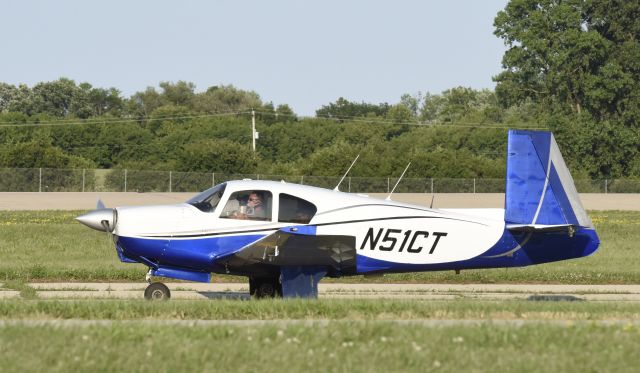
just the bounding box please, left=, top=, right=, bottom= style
left=333, top=154, right=360, bottom=191
left=385, top=162, right=411, bottom=201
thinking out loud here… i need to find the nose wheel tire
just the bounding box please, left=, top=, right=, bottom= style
left=144, top=282, right=171, bottom=301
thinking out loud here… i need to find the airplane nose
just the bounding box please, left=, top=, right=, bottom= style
left=75, top=208, right=117, bottom=232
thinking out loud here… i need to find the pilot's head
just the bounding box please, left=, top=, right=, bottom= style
left=247, top=192, right=263, bottom=208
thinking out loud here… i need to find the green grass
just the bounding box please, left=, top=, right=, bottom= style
left=0, top=210, right=639, bottom=283
left=0, top=322, right=639, bottom=372
left=0, top=299, right=639, bottom=320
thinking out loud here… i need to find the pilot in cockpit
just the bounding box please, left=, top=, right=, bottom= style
left=245, top=191, right=266, bottom=219
left=223, top=190, right=269, bottom=221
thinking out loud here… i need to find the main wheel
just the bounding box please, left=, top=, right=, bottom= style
left=250, top=277, right=282, bottom=298
left=144, top=282, right=171, bottom=301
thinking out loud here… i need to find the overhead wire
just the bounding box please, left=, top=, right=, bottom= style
left=0, top=110, right=252, bottom=127
left=0, top=108, right=547, bottom=130
left=251, top=110, right=548, bottom=130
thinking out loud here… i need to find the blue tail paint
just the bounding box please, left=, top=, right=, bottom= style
left=505, top=130, right=593, bottom=228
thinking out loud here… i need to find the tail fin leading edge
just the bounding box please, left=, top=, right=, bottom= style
left=505, top=130, right=593, bottom=228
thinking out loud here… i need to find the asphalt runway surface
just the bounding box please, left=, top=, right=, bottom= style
left=2, top=283, right=640, bottom=301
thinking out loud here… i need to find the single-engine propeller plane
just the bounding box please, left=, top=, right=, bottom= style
left=76, top=130, right=599, bottom=299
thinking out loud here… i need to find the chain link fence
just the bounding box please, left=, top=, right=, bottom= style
left=1, top=168, right=639, bottom=193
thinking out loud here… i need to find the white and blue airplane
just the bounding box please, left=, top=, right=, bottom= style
left=76, top=130, right=600, bottom=299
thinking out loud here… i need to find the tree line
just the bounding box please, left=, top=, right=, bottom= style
left=0, top=0, right=637, bottom=180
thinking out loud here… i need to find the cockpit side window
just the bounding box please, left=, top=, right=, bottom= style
left=278, top=194, right=317, bottom=224
left=220, top=190, right=272, bottom=221
left=187, top=183, right=226, bottom=212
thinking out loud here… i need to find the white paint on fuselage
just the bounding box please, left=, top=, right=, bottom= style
left=112, top=180, right=505, bottom=264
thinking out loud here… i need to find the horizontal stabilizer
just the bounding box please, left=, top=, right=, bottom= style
left=506, top=224, right=575, bottom=233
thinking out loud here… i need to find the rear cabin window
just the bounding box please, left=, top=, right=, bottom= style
left=278, top=194, right=317, bottom=224
left=220, top=190, right=272, bottom=221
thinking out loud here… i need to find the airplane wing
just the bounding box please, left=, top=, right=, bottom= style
left=218, top=226, right=357, bottom=277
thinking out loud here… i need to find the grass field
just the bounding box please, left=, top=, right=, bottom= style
left=1, top=321, right=639, bottom=372
left=0, top=298, right=639, bottom=372
left=0, top=210, right=639, bottom=283
left=0, top=298, right=639, bottom=320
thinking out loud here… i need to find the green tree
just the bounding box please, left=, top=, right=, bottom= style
left=493, top=0, right=639, bottom=120
left=0, top=141, right=94, bottom=168
left=191, top=85, right=262, bottom=114
left=439, top=87, right=479, bottom=122
left=276, top=104, right=296, bottom=121
left=420, top=92, right=445, bottom=122
left=127, top=87, right=164, bottom=119
left=315, top=97, right=391, bottom=119
left=177, top=139, right=256, bottom=173
left=0, top=83, right=18, bottom=112
left=29, top=78, right=83, bottom=117
left=159, top=81, right=196, bottom=107
left=87, top=87, right=124, bottom=116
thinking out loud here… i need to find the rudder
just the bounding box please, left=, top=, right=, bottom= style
left=505, top=130, right=593, bottom=228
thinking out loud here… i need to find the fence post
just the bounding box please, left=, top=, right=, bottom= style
left=39, top=168, right=42, bottom=192
left=212, top=172, right=215, bottom=187
left=300, top=175, right=304, bottom=185
left=124, top=169, right=127, bottom=192
left=473, top=178, right=476, bottom=194
left=430, top=178, right=434, bottom=194
left=605, top=179, right=608, bottom=194
left=387, top=178, right=390, bottom=193
left=82, top=169, right=85, bottom=193
left=169, top=171, right=172, bottom=193
left=257, top=174, right=260, bottom=180
left=348, top=177, right=351, bottom=193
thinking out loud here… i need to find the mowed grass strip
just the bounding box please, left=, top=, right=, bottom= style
left=0, top=210, right=638, bottom=283
left=0, top=322, right=639, bottom=372
left=0, top=299, right=639, bottom=320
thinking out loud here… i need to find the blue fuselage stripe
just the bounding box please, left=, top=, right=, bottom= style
left=117, top=234, right=266, bottom=270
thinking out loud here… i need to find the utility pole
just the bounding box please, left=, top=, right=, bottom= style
left=251, top=109, right=257, bottom=152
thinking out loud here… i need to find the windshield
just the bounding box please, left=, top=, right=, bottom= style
left=187, top=183, right=227, bottom=212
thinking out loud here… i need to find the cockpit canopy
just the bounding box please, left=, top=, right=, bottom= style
left=186, top=183, right=226, bottom=213
left=186, top=182, right=317, bottom=224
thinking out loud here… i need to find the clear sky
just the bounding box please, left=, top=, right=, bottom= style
left=1, top=0, right=508, bottom=116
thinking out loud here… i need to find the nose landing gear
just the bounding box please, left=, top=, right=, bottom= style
left=145, top=269, right=170, bottom=300
left=144, top=282, right=171, bottom=300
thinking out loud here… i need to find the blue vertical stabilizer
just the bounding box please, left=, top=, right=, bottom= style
left=505, top=130, right=593, bottom=228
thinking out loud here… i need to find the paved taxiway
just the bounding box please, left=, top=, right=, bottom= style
left=2, top=283, right=640, bottom=301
